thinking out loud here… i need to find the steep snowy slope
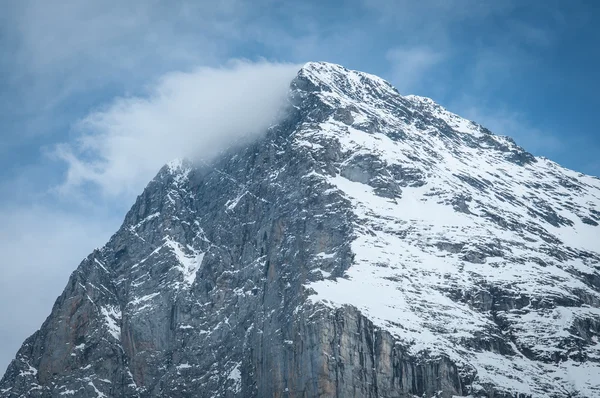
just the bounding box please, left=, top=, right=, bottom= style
left=296, top=63, right=600, bottom=396
left=1, top=62, right=599, bottom=398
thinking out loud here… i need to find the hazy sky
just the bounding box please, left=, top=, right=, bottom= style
left=1, top=0, right=599, bottom=372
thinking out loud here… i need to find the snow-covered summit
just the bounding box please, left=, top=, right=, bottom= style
left=289, top=61, right=600, bottom=396
left=2, top=62, right=599, bottom=398
left=297, top=62, right=512, bottom=144
left=300, top=61, right=398, bottom=95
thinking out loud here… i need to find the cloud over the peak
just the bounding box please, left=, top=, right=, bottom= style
left=57, top=60, right=300, bottom=197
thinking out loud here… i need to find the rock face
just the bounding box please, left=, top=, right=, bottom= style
left=2, top=62, right=600, bottom=398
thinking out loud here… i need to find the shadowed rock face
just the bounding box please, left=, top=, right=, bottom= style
left=2, top=62, right=600, bottom=398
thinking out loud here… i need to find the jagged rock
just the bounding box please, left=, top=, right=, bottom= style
left=2, top=62, right=600, bottom=398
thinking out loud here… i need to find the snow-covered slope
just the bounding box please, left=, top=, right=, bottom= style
left=296, top=62, right=600, bottom=396
left=1, top=62, right=599, bottom=398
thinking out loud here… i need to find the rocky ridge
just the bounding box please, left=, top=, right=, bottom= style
left=1, top=62, right=600, bottom=397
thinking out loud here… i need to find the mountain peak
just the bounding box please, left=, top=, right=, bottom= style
left=2, top=62, right=600, bottom=398
left=297, top=61, right=398, bottom=98
left=300, top=61, right=393, bottom=86
left=295, top=62, right=498, bottom=143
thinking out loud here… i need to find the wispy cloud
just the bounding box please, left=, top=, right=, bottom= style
left=0, top=2, right=302, bottom=372
left=1, top=0, right=598, bottom=376
left=0, top=0, right=258, bottom=146
left=56, top=60, right=300, bottom=198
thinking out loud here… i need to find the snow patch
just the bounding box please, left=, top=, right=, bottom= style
left=293, top=78, right=600, bottom=396
left=227, top=362, right=242, bottom=393
left=164, top=237, right=204, bottom=288
left=18, top=362, right=38, bottom=377
left=100, top=305, right=121, bottom=340
left=88, top=381, right=107, bottom=398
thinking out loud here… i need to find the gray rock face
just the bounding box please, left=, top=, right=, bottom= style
left=2, top=62, right=600, bottom=398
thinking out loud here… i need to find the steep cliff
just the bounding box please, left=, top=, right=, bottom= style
left=2, top=62, right=600, bottom=397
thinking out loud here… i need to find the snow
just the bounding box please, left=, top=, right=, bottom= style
left=129, top=292, right=160, bottom=306
left=129, top=212, right=160, bottom=230
left=130, top=236, right=204, bottom=289
left=225, top=191, right=249, bottom=211
left=8, top=62, right=596, bottom=398
left=93, top=259, right=109, bottom=273
left=166, top=158, right=192, bottom=185
left=100, top=305, right=121, bottom=340
left=315, top=251, right=336, bottom=259
left=227, top=362, right=242, bottom=393
left=130, top=244, right=165, bottom=270
left=164, top=237, right=204, bottom=287
left=18, top=362, right=38, bottom=377
left=128, top=292, right=160, bottom=312
left=405, top=94, right=484, bottom=138
left=88, top=381, right=107, bottom=398
left=176, top=363, right=192, bottom=371
left=297, top=64, right=600, bottom=397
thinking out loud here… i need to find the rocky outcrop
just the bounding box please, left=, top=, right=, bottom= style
left=1, top=62, right=599, bottom=398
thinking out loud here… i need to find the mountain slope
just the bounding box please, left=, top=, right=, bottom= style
left=1, top=62, right=600, bottom=398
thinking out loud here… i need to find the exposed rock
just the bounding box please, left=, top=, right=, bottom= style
left=2, top=62, right=600, bottom=398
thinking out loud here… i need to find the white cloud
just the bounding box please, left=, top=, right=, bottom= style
left=56, top=60, right=301, bottom=197
left=385, top=47, right=444, bottom=93
left=0, top=0, right=257, bottom=145
left=0, top=205, right=119, bottom=374
left=8, top=0, right=249, bottom=77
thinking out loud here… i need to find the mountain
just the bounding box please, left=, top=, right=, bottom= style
left=2, top=62, right=600, bottom=398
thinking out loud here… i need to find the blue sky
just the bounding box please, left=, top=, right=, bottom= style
left=0, top=0, right=599, bottom=372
